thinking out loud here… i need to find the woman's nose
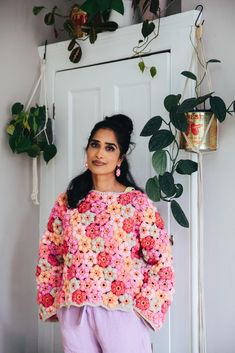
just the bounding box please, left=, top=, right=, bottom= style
left=96, top=147, right=104, bottom=159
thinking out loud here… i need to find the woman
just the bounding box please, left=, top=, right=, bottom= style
left=36, top=114, right=175, bottom=353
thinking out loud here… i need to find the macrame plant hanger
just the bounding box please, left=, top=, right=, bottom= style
left=180, top=6, right=215, bottom=353
left=25, top=41, right=49, bottom=205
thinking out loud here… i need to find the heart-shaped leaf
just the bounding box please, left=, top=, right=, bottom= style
left=174, top=183, right=183, bottom=198
left=138, top=61, right=145, bottom=73
left=146, top=176, right=160, bottom=202
left=140, top=116, right=162, bottom=136
left=149, top=130, right=174, bottom=151
left=164, top=94, right=181, bottom=112
left=176, top=159, right=198, bottom=175
left=150, top=66, right=157, bottom=78
left=171, top=200, right=189, bottom=228
left=12, top=102, right=24, bottom=115
left=177, top=98, right=198, bottom=113
left=152, top=150, right=167, bottom=175
left=159, top=172, right=175, bottom=197
left=170, top=106, right=188, bottom=132
left=181, top=71, right=197, bottom=81
left=210, top=96, right=227, bottom=122
left=33, top=6, right=45, bottom=15
left=44, top=12, right=55, bottom=26
left=43, top=144, right=57, bottom=163
left=142, top=20, right=155, bottom=38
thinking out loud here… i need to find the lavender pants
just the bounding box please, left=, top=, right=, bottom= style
left=57, top=306, right=152, bottom=353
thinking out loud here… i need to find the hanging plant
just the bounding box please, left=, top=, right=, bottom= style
left=6, top=102, right=57, bottom=163
left=132, top=0, right=175, bottom=77
left=33, top=0, right=124, bottom=64
left=140, top=66, right=235, bottom=227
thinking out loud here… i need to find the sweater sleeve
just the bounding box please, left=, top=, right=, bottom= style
left=36, top=193, right=67, bottom=321
left=134, top=194, right=175, bottom=331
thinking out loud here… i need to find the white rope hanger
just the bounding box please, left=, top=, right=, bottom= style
left=25, top=42, right=49, bottom=205
left=180, top=19, right=216, bottom=353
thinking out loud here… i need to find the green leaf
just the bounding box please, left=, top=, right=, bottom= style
left=138, top=61, right=145, bottom=73
left=140, top=116, right=162, bottom=136
left=171, top=200, right=189, bottom=228
left=6, top=124, right=15, bottom=135
left=176, top=159, right=198, bottom=175
left=210, top=96, right=227, bottom=122
left=181, top=71, right=197, bottom=81
left=207, top=59, right=221, bottom=64
left=68, top=39, right=76, bottom=51
left=33, top=6, right=45, bottom=15
left=159, top=172, right=175, bottom=197
left=44, top=12, right=55, bottom=25
left=177, top=97, right=198, bottom=113
left=150, top=66, right=157, bottom=78
left=152, top=150, right=167, bottom=175
left=97, top=21, right=118, bottom=32
left=164, top=94, right=181, bottom=112
left=89, top=27, right=98, bottom=44
left=27, top=144, right=41, bottom=158
left=110, top=0, right=124, bottom=15
left=141, top=20, right=155, bottom=38
left=146, top=176, right=160, bottom=202
left=195, top=92, right=213, bottom=106
left=28, top=114, right=38, bottom=134
left=81, top=1, right=99, bottom=21
left=12, top=102, right=24, bottom=115
left=43, top=144, right=57, bottom=163
left=170, top=106, right=188, bottom=132
left=69, top=45, right=82, bottom=63
left=64, top=20, right=75, bottom=35
left=174, top=183, right=183, bottom=198
left=149, top=130, right=175, bottom=151
left=15, top=135, right=31, bottom=153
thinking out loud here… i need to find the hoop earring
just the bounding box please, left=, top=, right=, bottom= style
left=116, top=167, right=121, bottom=177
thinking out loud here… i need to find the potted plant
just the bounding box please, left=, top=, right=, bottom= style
left=6, top=102, right=57, bottom=163
left=140, top=64, right=235, bottom=227
left=33, top=0, right=125, bottom=63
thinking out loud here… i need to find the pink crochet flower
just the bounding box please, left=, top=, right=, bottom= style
left=122, top=218, right=134, bottom=233
left=97, top=252, right=111, bottom=268
left=85, top=223, right=100, bottom=239
left=136, top=296, right=150, bottom=310
left=111, top=280, right=126, bottom=296
left=41, top=293, right=54, bottom=308
left=72, top=289, right=86, bottom=304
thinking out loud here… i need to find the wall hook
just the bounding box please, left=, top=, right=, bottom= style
left=195, top=4, right=204, bottom=27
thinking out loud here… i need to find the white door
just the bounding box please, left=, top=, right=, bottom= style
left=39, top=52, right=191, bottom=353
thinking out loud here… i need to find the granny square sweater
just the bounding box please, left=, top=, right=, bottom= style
left=36, top=188, right=175, bottom=331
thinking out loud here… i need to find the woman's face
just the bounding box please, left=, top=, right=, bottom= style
left=86, top=128, right=122, bottom=176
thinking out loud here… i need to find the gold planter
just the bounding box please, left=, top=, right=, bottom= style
left=180, top=111, right=218, bottom=151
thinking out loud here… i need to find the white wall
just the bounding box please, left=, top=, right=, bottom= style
left=0, top=1, right=61, bottom=352
left=181, top=1, right=235, bottom=353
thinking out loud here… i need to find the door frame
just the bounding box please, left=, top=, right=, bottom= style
left=38, top=10, right=200, bottom=353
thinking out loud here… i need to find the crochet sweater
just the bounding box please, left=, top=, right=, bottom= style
left=36, top=188, right=174, bottom=331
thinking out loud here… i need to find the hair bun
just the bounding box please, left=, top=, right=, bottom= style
left=105, top=114, right=133, bottom=135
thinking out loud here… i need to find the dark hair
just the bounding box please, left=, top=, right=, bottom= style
left=66, top=114, right=142, bottom=208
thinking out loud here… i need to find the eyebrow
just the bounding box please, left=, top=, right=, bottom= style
left=90, top=139, right=117, bottom=148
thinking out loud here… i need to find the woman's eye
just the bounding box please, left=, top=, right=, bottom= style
left=90, top=142, right=99, bottom=148
left=106, top=145, right=115, bottom=151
